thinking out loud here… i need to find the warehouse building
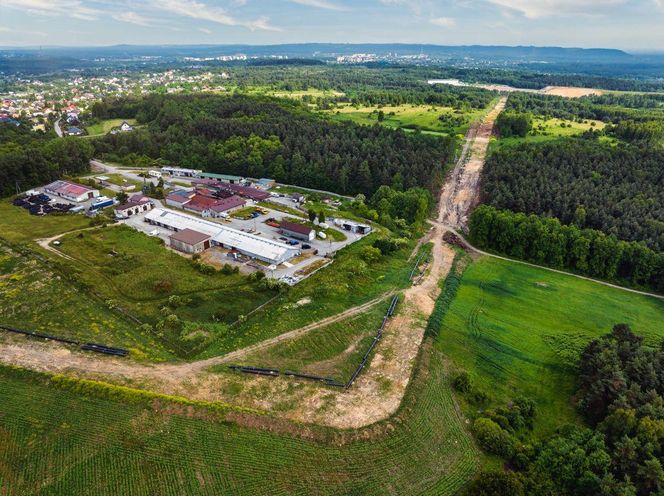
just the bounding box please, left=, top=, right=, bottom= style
left=115, top=194, right=153, bottom=218
left=44, top=180, right=99, bottom=202
left=144, top=208, right=299, bottom=264
left=198, top=172, right=244, bottom=184
left=280, top=220, right=315, bottom=242
left=161, top=166, right=202, bottom=178
left=168, top=229, right=211, bottom=254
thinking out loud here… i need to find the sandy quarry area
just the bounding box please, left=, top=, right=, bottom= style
left=541, top=86, right=603, bottom=97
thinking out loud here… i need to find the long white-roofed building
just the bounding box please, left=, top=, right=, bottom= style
left=144, top=208, right=299, bottom=264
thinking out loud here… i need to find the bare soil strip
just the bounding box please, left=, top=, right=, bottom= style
left=0, top=98, right=507, bottom=428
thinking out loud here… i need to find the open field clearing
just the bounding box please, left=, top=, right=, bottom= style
left=86, top=118, right=137, bottom=136
left=322, top=103, right=488, bottom=136
left=541, top=86, right=603, bottom=97
left=0, top=332, right=484, bottom=496
left=495, top=116, right=606, bottom=147
left=0, top=244, right=166, bottom=357
left=0, top=201, right=90, bottom=243
left=231, top=300, right=390, bottom=379
left=437, top=256, right=664, bottom=435
left=55, top=225, right=272, bottom=325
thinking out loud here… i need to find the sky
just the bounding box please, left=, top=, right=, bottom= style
left=0, top=0, right=662, bottom=51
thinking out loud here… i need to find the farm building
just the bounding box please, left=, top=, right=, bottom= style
left=44, top=180, right=99, bottom=202
left=144, top=208, right=299, bottom=264
left=280, top=220, right=315, bottom=241
left=161, top=166, right=202, bottom=178
left=168, top=229, right=211, bottom=254
left=198, top=172, right=244, bottom=184
left=115, top=194, right=153, bottom=218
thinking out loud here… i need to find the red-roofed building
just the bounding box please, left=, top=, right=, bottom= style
left=279, top=220, right=315, bottom=241
left=205, top=195, right=246, bottom=218
left=114, top=194, right=153, bottom=218
left=167, top=229, right=210, bottom=254
left=183, top=194, right=221, bottom=214
left=44, top=180, right=99, bottom=202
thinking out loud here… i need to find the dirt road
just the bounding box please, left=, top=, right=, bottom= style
left=439, top=96, right=507, bottom=229
left=0, top=98, right=507, bottom=428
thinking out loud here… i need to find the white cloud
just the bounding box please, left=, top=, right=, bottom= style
left=199, top=27, right=212, bottom=33
left=430, top=16, right=456, bottom=27
left=0, top=27, right=10, bottom=32
left=112, top=11, right=152, bottom=26
left=486, top=0, right=626, bottom=18
left=0, top=0, right=100, bottom=20
left=152, top=0, right=281, bottom=30
left=289, top=0, right=348, bottom=11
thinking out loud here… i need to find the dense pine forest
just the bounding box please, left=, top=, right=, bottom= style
left=92, top=94, right=455, bottom=196
left=0, top=124, right=93, bottom=197
left=481, top=139, right=664, bottom=252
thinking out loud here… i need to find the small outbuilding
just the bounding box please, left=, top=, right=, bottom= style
left=168, top=229, right=211, bottom=254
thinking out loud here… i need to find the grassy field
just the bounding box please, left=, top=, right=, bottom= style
left=86, top=118, right=137, bottom=136
left=0, top=201, right=90, bottom=243
left=437, top=256, right=664, bottom=435
left=0, top=244, right=164, bottom=356
left=322, top=104, right=483, bottom=136
left=201, top=235, right=427, bottom=358
left=220, top=298, right=391, bottom=380
left=56, top=225, right=273, bottom=326
left=0, top=325, right=483, bottom=495
left=496, top=116, right=606, bottom=147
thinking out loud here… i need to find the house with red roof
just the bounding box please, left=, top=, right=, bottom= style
left=44, top=180, right=99, bottom=203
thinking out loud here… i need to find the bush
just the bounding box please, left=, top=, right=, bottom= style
left=248, top=271, right=266, bottom=281
left=473, top=417, right=515, bottom=458
left=360, top=245, right=382, bottom=263
left=465, top=471, right=524, bottom=496
left=452, top=371, right=472, bottom=393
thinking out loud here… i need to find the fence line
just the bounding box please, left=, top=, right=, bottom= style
left=0, top=324, right=129, bottom=357
left=227, top=294, right=400, bottom=390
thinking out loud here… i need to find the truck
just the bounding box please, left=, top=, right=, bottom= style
left=89, top=196, right=115, bottom=211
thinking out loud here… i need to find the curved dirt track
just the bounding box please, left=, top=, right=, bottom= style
left=0, top=98, right=508, bottom=428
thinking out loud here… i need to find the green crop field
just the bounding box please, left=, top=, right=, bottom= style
left=436, top=256, right=664, bottom=435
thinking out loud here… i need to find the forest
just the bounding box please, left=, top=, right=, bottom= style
left=468, top=205, right=663, bottom=292
left=92, top=94, right=455, bottom=196
left=481, top=139, right=664, bottom=251
left=505, top=92, right=664, bottom=123
left=468, top=324, right=664, bottom=496
left=0, top=124, right=93, bottom=197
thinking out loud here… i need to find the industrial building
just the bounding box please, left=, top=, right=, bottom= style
left=198, top=172, right=244, bottom=184
left=115, top=194, right=153, bottom=218
left=280, top=220, right=315, bottom=241
left=44, top=180, right=99, bottom=202
left=168, top=229, right=211, bottom=254
left=161, top=166, right=202, bottom=178
left=144, top=208, right=299, bottom=264
left=334, top=219, right=372, bottom=235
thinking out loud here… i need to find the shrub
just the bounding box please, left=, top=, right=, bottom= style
left=465, top=471, right=524, bottom=496
left=473, top=418, right=515, bottom=458
left=452, top=371, right=472, bottom=393
left=248, top=271, right=266, bottom=281
left=360, top=245, right=382, bottom=263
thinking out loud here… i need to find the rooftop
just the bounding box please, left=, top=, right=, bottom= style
left=280, top=220, right=314, bottom=236
left=169, top=228, right=210, bottom=246
left=45, top=180, right=95, bottom=197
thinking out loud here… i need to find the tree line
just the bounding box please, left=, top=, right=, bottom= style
left=92, top=94, right=455, bottom=197
left=467, top=325, right=664, bottom=496
left=0, top=124, right=93, bottom=197
left=468, top=205, right=663, bottom=293
left=481, top=139, right=664, bottom=251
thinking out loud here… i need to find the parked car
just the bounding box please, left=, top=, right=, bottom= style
left=287, top=240, right=299, bottom=246
left=302, top=243, right=311, bottom=249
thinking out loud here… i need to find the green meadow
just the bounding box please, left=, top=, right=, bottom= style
left=438, top=256, right=664, bottom=435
